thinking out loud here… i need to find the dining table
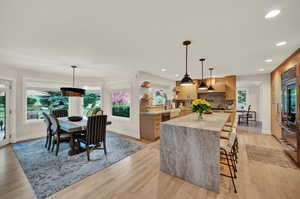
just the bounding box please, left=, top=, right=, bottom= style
left=58, top=117, right=112, bottom=156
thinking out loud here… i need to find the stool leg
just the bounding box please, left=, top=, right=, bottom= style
left=225, top=151, right=237, bottom=193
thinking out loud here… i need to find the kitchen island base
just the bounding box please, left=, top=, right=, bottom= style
left=160, top=113, right=230, bottom=193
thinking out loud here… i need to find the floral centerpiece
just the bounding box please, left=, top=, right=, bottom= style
left=192, top=99, right=212, bottom=120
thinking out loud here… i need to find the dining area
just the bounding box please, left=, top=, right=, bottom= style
left=42, top=109, right=112, bottom=160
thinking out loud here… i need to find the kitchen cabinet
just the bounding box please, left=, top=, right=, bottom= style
left=271, top=69, right=282, bottom=140
left=198, top=78, right=226, bottom=93
left=225, top=76, right=236, bottom=101
left=176, top=83, right=197, bottom=100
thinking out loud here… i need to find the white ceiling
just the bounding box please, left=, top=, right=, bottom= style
left=0, top=0, right=299, bottom=80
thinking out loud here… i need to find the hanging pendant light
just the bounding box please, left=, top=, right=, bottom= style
left=60, top=65, right=86, bottom=97
left=199, top=58, right=208, bottom=90
left=180, top=40, right=194, bottom=86
left=208, top=67, right=214, bottom=92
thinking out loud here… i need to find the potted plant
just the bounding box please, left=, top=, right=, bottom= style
left=192, top=99, right=212, bottom=120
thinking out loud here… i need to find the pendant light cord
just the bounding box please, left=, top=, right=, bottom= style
left=73, top=67, right=75, bottom=87
left=201, top=61, right=204, bottom=81
left=185, top=44, right=188, bottom=75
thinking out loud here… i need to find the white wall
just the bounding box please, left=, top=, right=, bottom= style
left=0, top=64, right=175, bottom=142
left=102, top=74, right=140, bottom=139
left=102, top=71, right=175, bottom=139
left=237, top=74, right=271, bottom=134
left=0, top=64, right=103, bottom=142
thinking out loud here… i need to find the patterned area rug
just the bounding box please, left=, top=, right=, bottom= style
left=13, top=133, right=144, bottom=199
left=246, top=144, right=297, bottom=169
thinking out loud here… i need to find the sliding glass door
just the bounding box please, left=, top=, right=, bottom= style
left=0, top=80, right=11, bottom=147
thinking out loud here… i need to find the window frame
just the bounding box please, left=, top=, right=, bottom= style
left=236, top=88, right=248, bottom=110
left=83, top=89, right=102, bottom=116
left=24, top=86, right=69, bottom=123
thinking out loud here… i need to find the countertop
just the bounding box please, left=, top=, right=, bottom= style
left=140, top=108, right=181, bottom=115
left=161, top=112, right=230, bottom=132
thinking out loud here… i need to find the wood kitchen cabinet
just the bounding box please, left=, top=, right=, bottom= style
left=176, top=82, right=197, bottom=100
left=140, top=113, right=161, bottom=141
left=225, top=75, right=236, bottom=100
left=197, top=78, right=226, bottom=93
left=271, top=69, right=282, bottom=140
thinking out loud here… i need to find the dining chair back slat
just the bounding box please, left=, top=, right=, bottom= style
left=86, top=115, right=107, bottom=145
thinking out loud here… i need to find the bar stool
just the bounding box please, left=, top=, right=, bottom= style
left=220, top=129, right=238, bottom=193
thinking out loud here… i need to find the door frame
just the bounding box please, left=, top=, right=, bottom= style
left=0, top=79, right=14, bottom=147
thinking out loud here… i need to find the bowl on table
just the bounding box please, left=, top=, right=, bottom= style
left=68, top=116, right=83, bottom=122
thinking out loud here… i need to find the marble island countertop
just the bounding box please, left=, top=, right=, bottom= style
left=161, top=112, right=230, bottom=132
left=140, top=108, right=181, bottom=115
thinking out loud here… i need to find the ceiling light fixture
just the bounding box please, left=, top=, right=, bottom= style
left=180, top=40, right=194, bottom=86
left=276, top=41, right=287, bottom=46
left=265, top=9, right=281, bottom=19
left=207, top=67, right=214, bottom=92
left=265, top=59, right=272, bottom=63
left=175, top=74, right=179, bottom=77
left=198, top=58, right=208, bottom=90
left=259, top=68, right=265, bottom=72
left=161, top=68, right=166, bottom=72
left=60, top=65, right=86, bottom=97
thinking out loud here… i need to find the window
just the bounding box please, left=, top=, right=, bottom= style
left=237, top=89, right=247, bottom=110
left=83, top=91, right=101, bottom=116
left=26, top=90, right=69, bottom=120
left=153, top=89, right=167, bottom=105
left=112, top=91, right=130, bottom=118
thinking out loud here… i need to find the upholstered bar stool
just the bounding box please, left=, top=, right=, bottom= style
left=220, top=129, right=238, bottom=193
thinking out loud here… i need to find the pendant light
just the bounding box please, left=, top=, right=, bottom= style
left=198, top=58, right=208, bottom=90
left=208, top=67, right=214, bottom=92
left=180, top=40, right=194, bottom=86
left=60, top=65, right=86, bottom=97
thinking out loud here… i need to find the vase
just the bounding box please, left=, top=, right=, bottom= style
left=198, top=112, right=203, bottom=120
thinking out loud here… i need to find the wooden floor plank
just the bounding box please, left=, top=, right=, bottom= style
left=0, top=129, right=299, bottom=199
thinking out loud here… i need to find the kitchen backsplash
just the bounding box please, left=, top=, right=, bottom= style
left=198, top=93, right=226, bottom=109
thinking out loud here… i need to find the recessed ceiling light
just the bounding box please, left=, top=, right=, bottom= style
left=175, top=74, right=179, bottom=77
left=265, top=9, right=280, bottom=19
left=161, top=68, right=166, bottom=72
left=259, top=68, right=265, bottom=72
left=276, top=41, right=287, bottom=46
left=265, top=59, right=272, bottom=63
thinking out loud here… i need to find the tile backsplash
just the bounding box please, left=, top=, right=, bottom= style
left=198, top=92, right=226, bottom=109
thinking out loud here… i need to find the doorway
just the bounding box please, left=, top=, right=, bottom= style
left=0, top=80, right=11, bottom=147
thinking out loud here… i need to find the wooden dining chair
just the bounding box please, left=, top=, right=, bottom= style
left=49, top=114, right=71, bottom=156
left=238, top=105, right=251, bottom=125
left=86, top=110, right=94, bottom=117
left=42, top=112, right=52, bottom=151
left=76, top=115, right=108, bottom=161
left=95, top=110, right=103, bottom=116
left=52, top=109, right=68, bottom=118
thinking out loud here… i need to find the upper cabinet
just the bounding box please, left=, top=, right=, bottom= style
left=198, top=78, right=226, bottom=93
left=175, top=76, right=236, bottom=100
left=176, top=81, right=197, bottom=100
left=225, top=76, right=236, bottom=100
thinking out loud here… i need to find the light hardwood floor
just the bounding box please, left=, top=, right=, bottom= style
left=0, top=130, right=300, bottom=199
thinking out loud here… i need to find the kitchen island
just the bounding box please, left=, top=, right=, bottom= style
left=160, top=112, right=230, bottom=192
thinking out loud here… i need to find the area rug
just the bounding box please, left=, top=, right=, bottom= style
left=246, top=144, right=297, bottom=169
left=13, top=133, right=144, bottom=199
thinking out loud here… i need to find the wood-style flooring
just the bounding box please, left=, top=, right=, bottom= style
left=0, top=130, right=300, bottom=199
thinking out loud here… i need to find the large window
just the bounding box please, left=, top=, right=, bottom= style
left=237, top=89, right=247, bottom=110
left=83, top=91, right=101, bottom=116
left=26, top=90, right=69, bottom=120
left=112, top=91, right=130, bottom=118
